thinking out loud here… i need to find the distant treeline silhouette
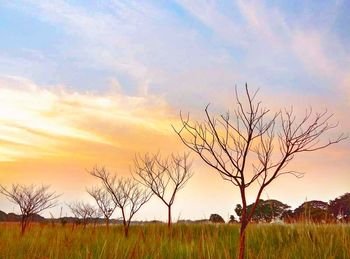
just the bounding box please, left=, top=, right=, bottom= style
left=233, top=193, right=349, bottom=223
left=1, top=192, right=349, bottom=225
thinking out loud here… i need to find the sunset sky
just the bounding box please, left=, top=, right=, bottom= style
left=0, top=0, right=349, bottom=221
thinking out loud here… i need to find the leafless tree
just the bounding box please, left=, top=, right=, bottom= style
left=87, top=185, right=116, bottom=229
left=0, top=184, right=59, bottom=235
left=173, top=84, right=347, bottom=259
left=68, top=201, right=100, bottom=228
left=133, top=152, right=193, bottom=227
left=89, top=166, right=152, bottom=237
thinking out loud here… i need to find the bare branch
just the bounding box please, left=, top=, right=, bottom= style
left=89, top=166, right=152, bottom=236
left=132, top=152, right=194, bottom=226
left=0, top=184, right=60, bottom=234
left=172, top=84, right=347, bottom=258
left=87, top=185, right=116, bottom=226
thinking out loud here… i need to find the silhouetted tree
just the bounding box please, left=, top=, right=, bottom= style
left=87, top=186, right=117, bottom=229
left=329, top=193, right=350, bottom=222
left=281, top=209, right=294, bottom=223
left=174, top=84, right=346, bottom=259
left=89, top=166, right=152, bottom=237
left=133, top=152, right=193, bottom=228
left=68, top=201, right=100, bottom=228
left=228, top=215, right=238, bottom=224
left=293, top=200, right=330, bottom=222
left=0, top=184, right=59, bottom=234
left=209, top=213, right=225, bottom=223
left=235, top=199, right=290, bottom=223
left=235, top=204, right=243, bottom=221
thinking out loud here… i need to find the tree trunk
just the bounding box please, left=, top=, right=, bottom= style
left=238, top=222, right=247, bottom=259
left=238, top=187, right=248, bottom=259
left=20, top=216, right=26, bottom=235
left=237, top=186, right=263, bottom=259
left=167, top=205, right=172, bottom=228
left=106, top=217, right=109, bottom=231
left=121, top=208, right=128, bottom=237
left=83, top=219, right=87, bottom=229
left=121, top=208, right=126, bottom=228
left=124, top=226, right=129, bottom=237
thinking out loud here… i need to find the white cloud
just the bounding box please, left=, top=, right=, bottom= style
left=3, top=1, right=350, bottom=112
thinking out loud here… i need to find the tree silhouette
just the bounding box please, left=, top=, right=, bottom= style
left=68, top=201, right=99, bottom=228
left=209, top=213, right=225, bottom=223
left=0, top=184, right=59, bottom=234
left=294, top=200, right=330, bottom=222
left=173, top=84, right=346, bottom=259
left=329, top=193, right=350, bottom=222
left=133, top=152, right=193, bottom=228
left=87, top=185, right=117, bottom=229
left=89, top=166, right=152, bottom=237
left=235, top=199, right=290, bottom=223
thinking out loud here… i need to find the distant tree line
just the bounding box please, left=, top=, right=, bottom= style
left=232, top=193, right=350, bottom=224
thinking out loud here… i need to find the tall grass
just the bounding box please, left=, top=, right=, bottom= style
left=0, top=222, right=349, bottom=258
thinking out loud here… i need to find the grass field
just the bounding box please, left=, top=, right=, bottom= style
left=0, top=223, right=349, bottom=259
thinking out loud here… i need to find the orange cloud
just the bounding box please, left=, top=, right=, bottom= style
left=0, top=76, right=186, bottom=193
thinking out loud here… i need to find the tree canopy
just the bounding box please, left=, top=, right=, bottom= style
left=293, top=200, right=330, bottom=222
left=329, top=193, right=350, bottom=222
left=235, top=199, right=290, bottom=223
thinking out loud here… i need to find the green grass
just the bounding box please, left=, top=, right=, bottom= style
left=0, top=222, right=349, bottom=258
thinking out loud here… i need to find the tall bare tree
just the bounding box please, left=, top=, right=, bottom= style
left=173, top=84, right=346, bottom=259
left=0, top=184, right=59, bottom=234
left=133, top=153, right=193, bottom=227
left=68, top=201, right=100, bottom=228
left=87, top=186, right=117, bottom=229
left=89, top=166, right=152, bottom=237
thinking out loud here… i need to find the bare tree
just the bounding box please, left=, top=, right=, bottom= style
left=133, top=152, right=193, bottom=227
left=87, top=185, right=116, bottom=229
left=0, top=184, right=59, bottom=235
left=89, top=166, right=152, bottom=237
left=68, top=201, right=100, bottom=228
left=173, top=84, right=346, bottom=259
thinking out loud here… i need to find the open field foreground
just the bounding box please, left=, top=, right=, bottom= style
left=0, top=223, right=349, bottom=259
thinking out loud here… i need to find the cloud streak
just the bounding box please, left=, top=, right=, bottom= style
left=0, top=75, right=178, bottom=162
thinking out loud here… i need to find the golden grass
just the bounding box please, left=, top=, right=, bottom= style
left=0, top=222, right=349, bottom=258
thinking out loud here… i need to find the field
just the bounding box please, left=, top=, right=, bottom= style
left=0, top=223, right=349, bottom=259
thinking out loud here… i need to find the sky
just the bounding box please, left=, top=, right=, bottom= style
left=0, top=0, right=349, bottom=221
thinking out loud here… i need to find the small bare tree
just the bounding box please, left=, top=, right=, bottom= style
left=133, top=153, right=193, bottom=227
left=0, top=184, right=59, bottom=235
left=68, top=201, right=100, bottom=228
left=89, top=166, right=152, bottom=237
left=87, top=186, right=116, bottom=229
left=173, top=84, right=346, bottom=259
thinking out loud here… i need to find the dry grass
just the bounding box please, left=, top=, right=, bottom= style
left=0, top=222, right=349, bottom=258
